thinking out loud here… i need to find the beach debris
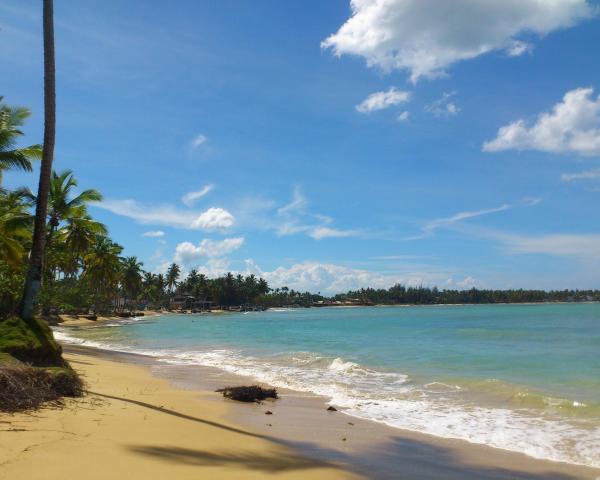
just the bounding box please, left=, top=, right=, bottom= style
left=348, top=422, right=354, bottom=426
left=327, top=406, right=338, bottom=411
left=266, top=423, right=272, bottom=427
left=265, top=410, right=273, bottom=415
left=342, top=437, right=347, bottom=441
left=0, top=365, right=84, bottom=413
left=216, top=385, right=279, bottom=403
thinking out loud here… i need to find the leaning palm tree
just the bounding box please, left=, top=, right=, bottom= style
left=0, top=97, right=42, bottom=187
left=21, top=0, right=56, bottom=321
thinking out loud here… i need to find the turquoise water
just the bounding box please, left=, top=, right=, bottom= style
left=55, top=303, right=600, bottom=467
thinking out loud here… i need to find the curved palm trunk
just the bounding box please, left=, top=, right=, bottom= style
left=21, top=0, right=55, bottom=322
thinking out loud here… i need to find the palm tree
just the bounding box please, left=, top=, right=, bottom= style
left=60, top=214, right=107, bottom=277
left=165, top=263, right=180, bottom=294
left=21, top=0, right=56, bottom=321
left=0, top=188, right=34, bottom=268
left=121, top=256, right=143, bottom=310
left=46, top=169, right=102, bottom=244
left=0, top=97, right=42, bottom=187
left=83, top=236, right=123, bottom=313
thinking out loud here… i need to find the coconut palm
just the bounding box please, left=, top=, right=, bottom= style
left=59, top=214, right=107, bottom=277
left=0, top=98, right=42, bottom=187
left=83, top=236, right=123, bottom=313
left=46, top=169, right=102, bottom=244
left=165, top=263, right=180, bottom=294
left=121, top=256, right=143, bottom=309
left=0, top=188, right=34, bottom=268
left=22, top=0, right=56, bottom=321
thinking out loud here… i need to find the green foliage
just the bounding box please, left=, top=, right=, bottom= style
left=0, top=316, right=64, bottom=366
left=0, top=96, right=42, bottom=185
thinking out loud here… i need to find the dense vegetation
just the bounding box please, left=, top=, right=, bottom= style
left=333, top=285, right=600, bottom=305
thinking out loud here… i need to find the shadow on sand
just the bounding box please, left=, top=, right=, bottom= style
left=87, top=390, right=592, bottom=479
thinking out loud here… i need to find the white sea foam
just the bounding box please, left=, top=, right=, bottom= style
left=53, top=327, right=600, bottom=468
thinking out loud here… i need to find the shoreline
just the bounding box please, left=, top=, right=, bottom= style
left=48, top=343, right=600, bottom=479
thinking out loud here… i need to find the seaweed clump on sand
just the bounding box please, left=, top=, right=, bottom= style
left=216, top=385, right=278, bottom=403
left=0, top=359, right=85, bottom=412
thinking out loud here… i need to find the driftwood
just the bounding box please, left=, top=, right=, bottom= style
left=216, top=385, right=278, bottom=403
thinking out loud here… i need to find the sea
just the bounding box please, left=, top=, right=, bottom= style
left=53, top=303, right=600, bottom=468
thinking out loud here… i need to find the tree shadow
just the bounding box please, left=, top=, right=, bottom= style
left=128, top=446, right=337, bottom=473
left=86, top=390, right=266, bottom=439
left=87, top=390, right=595, bottom=480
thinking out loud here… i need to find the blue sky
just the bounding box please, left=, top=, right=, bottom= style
left=3, top=0, right=600, bottom=293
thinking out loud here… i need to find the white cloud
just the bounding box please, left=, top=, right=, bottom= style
left=96, top=199, right=234, bottom=230
left=506, top=40, right=533, bottom=57
left=484, top=87, right=600, bottom=156
left=355, top=87, right=410, bottom=113
left=142, top=230, right=165, bottom=237
left=425, top=92, right=460, bottom=117
left=174, top=237, right=245, bottom=266
left=309, top=227, right=358, bottom=240
left=181, top=184, right=214, bottom=206
left=275, top=187, right=358, bottom=239
left=501, top=233, right=600, bottom=259
left=322, top=0, right=594, bottom=82
left=397, top=111, right=410, bottom=122
left=191, top=134, right=207, bottom=148
left=244, top=259, right=476, bottom=294
left=419, top=204, right=510, bottom=238
left=190, top=207, right=235, bottom=229
left=561, top=168, right=600, bottom=182
left=277, top=186, right=308, bottom=216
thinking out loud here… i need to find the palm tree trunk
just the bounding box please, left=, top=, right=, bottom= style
left=21, top=0, right=55, bottom=322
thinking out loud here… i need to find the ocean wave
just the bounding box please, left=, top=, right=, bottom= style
left=53, top=327, right=600, bottom=468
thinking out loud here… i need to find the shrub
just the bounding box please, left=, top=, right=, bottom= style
left=0, top=316, right=65, bottom=366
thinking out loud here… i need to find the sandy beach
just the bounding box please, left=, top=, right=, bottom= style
left=1, top=344, right=599, bottom=480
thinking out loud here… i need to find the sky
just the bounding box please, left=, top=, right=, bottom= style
left=2, top=0, right=600, bottom=293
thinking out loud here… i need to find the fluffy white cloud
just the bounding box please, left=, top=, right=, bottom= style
left=191, top=134, right=207, bottom=148
left=561, top=168, right=600, bottom=182
left=322, top=0, right=594, bottom=82
left=484, top=87, right=600, bottom=156
left=425, top=92, right=460, bottom=117
left=355, top=87, right=410, bottom=113
left=181, top=184, right=214, bottom=206
left=244, top=259, right=476, bottom=294
left=96, top=200, right=234, bottom=230
left=174, top=237, right=245, bottom=266
left=142, top=230, right=165, bottom=237
left=191, top=207, right=235, bottom=229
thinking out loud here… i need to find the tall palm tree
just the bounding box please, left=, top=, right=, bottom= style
left=21, top=0, right=56, bottom=321
left=0, top=97, right=42, bottom=187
